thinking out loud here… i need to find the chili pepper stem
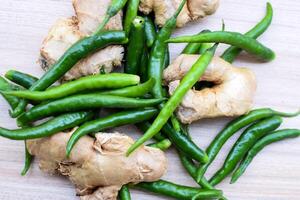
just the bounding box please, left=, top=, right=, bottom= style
left=273, top=109, right=300, bottom=117
left=93, top=16, right=110, bottom=35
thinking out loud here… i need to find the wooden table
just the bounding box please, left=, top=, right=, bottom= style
left=0, top=0, right=299, bottom=199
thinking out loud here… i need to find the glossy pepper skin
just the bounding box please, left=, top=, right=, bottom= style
left=148, top=0, right=187, bottom=98
left=124, top=0, right=140, bottom=35
left=127, top=44, right=217, bottom=156
left=135, top=180, right=223, bottom=200
left=94, top=0, right=129, bottom=34
left=100, top=78, right=155, bottom=98
left=182, top=30, right=211, bottom=54
left=125, top=17, right=146, bottom=74
left=0, top=76, right=21, bottom=110
left=65, top=108, right=158, bottom=156
left=231, top=129, right=300, bottom=184
left=209, top=116, right=283, bottom=186
left=119, top=185, right=132, bottom=200
left=11, top=31, right=128, bottom=118
left=4, top=73, right=140, bottom=101
left=222, top=2, right=273, bottom=63
left=0, top=112, right=93, bottom=140
left=167, top=31, right=275, bottom=61
left=5, top=70, right=38, bottom=89
left=162, top=123, right=208, bottom=163
left=196, top=108, right=300, bottom=182
left=177, top=151, right=214, bottom=190
left=144, top=16, right=157, bottom=48
left=17, top=94, right=164, bottom=125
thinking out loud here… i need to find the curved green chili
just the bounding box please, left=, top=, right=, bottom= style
left=162, top=123, right=208, bottom=163
left=124, top=0, right=140, bottom=34
left=148, top=0, right=187, bottom=98
left=167, top=31, right=275, bottom=61
left=17, top=95, right=164, bottom=125
left=100, top=78, right=154, bottom=97
left=182, top=30, right=211, bottom=54
left=127, top=44, right=217, bottom=156
left=5, top=70, right=38, bottom=89
left=136, top=122, right=166, bottom=141
left=119, top=185, right=132, bottom=200
left=196, top=108, right=300, bottom=182
left=0, top=76, right=21, bottom=110
left=148, top=139, right=172, bottom=151
left=135, top=180, right=223, bottom=200
left=144, top=16, right=157, bottom=48
left=163, top=45, right=170, bottom=69
left=231, top=129, right=300, bottom=184
left=3, top=73, right=139, bottom=101
left=66, top=108, right=158, bottom=156
left=209, top=116, right=283, bottom=186
left=94, top=0, right=129, bottom=34
left=125, top=17, right=145, bottom=74
left=21, top=142, right=33, bottom=176
left=221, top=3, right=273, bottom=63
left=11, top=31, right=128, bottom=117
left=0, top=112, right=93, bottom=140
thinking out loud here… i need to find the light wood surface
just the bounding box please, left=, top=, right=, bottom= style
left=0, top=0, right=299, bottom=199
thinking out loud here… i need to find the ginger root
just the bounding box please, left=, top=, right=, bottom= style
left=139, top=0, right=220, bottom=27
left=40, top=0, right=124, bottom=81
left=163, top=54, right=256, bottom=124
left=27, top=130, right=167, bottom=200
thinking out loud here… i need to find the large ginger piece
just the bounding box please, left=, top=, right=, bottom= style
left=27, top=131, right=167, bottom=200
left=139, top=0, right=220, bottom=27
left=163, top=55, right=256, bottom=124
left=40, top=0, right=124, bottom=81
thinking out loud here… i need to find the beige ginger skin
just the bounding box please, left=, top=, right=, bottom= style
left=139, top=0, right=220, bottom=27
left=40, top=0, right=124, bottom=81
left=27, top=131, right=167, bottom=200
left=163, top=54, right=257, bottom=124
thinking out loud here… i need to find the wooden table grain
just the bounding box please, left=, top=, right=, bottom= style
left=0, top=0, right=299, bottom=199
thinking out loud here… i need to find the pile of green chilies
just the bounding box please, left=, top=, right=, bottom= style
left=0, top=1, right=299, bottom=200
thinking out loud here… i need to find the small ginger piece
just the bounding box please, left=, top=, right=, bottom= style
left=40, top=0, right=124, bottom=81
left=163, top=54, right=256, bottom=124
left=27, top=130, right=167, bottom=200
left=139, top=0, right=220, bottom=27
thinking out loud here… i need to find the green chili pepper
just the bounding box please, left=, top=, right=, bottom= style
left=167, top=31, right=275, bottom=61
left=5, top=70, right=38, bottom=89
left=66, top=108, right=158, bottom=156
left=11, top=31, right=128, bottom=118
left=119, top=185, right=132, bottom=200
left=221, top=3, right=273, bottom=63
left=196, top=108, right=300, bottom=182
left=0, top=76, right=21, bottom=110
left=100, top=78, right=154, bottom=97
left=136, top=122, right=166, bottom=141
left=124, top=0, right=140, bottom=34
left=144, top=16, right=157, bottom=48
left=139, top=45, right=149, bottom=82
left=17, top=95, right=164, bottom=125
left=125, top=17, right=146, bottom=74
left=209, top=116, right=283, bottom=186
left=182, top=30, right=211, bottom=54
left=148, top=139, right=172, bottom=151
left=163, top=45, right=170, bottom=69
left=162, top=123, right=208, bottom=163
left=94, top=0, right=129, bottom=34
left=3, top=73, right=139, bottom=101
left=127, top=44, right=217, bottom=156
left=177, top=151, right=214, bottom=189
left=0, top=112, right=93, bottom=140
left=21, top=142, right=33, bottom=176
left=148, top=0, right=187, bottom=98
left=231, top=129, right=300, bottom=184
left=135, top=180, right=223, bottom=200
left=198, top=43, right=213, bottom=54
